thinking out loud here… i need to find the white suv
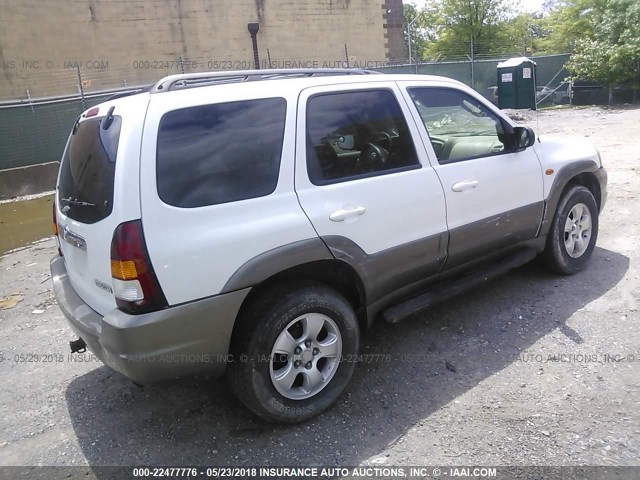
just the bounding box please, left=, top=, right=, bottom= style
left=51, top=69, right=607, bottom=423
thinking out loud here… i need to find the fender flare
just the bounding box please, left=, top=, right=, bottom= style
left=538, top=160, right=601, bottom=238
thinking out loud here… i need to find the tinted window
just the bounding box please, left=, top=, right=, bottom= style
left=58, top=115, right=121, bottom=224
left=157, top=98, right=286, bottom=208
left=409, top=88, right=510, bottom=164
left=306, top=90, right=419, bottom=184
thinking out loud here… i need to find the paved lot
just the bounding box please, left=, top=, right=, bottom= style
left=0, top=106, right=639, bottom=475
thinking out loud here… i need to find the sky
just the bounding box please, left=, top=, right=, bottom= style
left=409, top=0, right=546, bottom=14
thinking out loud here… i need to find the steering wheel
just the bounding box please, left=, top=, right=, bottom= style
left=364, top=132, right=392, bottom=165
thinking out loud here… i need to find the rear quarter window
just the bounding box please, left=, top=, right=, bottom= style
left=156, top=98, right=287, bottom=208
left=58, top=115, right=121, bottom=224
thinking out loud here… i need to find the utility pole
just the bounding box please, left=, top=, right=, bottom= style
left=248, top=23, right=260, bottom=70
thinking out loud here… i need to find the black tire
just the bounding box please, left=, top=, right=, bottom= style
left=543, top=185, right=599, bottom=274
left=228, top=282, right=360, bottom=424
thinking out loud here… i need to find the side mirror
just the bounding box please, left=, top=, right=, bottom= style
left=514, top=126, right=536, bottom=150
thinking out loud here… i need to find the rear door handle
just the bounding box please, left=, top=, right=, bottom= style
left=451, top=180, right=479, bottom=192
left=330, top=206, right=366, bottom=222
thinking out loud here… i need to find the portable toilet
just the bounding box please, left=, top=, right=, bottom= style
left=497, top=57, right=537, bottom=110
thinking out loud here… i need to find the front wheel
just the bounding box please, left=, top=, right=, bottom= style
left=229, top=282, right=360, bottom=423
left=543, top=185, right=599, bottom=274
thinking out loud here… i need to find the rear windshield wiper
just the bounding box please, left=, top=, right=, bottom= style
left=102, top=106, right=115, bottom=130
left=60, top=197, right=95, bottom=207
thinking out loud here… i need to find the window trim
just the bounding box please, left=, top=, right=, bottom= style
left=407, top=86, right=516, bottom=166
left=309, top=163, right=422, bottom=186
left=305, top=88, right=422, bottom=186
left=155, top=96, right=287, bottom=209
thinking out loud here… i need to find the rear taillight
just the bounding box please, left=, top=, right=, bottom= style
left=53, top=203, right=62, bottom=257
left=110, top=220, right=168, bottom=314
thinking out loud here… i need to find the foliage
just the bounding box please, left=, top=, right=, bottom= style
left=403, top=3, right=431, bottom=62
left=402, top=0, right=640, bottom=98
left=535, top=0, right=604, bottom=54
left=495, top=13, right=548, bottom=57
left=404, top=0, right=541, bottom=60
left=431, top=0, right=516, bottom=59
left=434, top=0, right=515, bottom=57
left=564, top=0, right=640, bottom=97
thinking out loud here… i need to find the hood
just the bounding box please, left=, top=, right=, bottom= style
left=533, top=134, right=602, bottom=168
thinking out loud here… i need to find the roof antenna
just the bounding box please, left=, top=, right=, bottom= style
left=534, top=69, right=540, bottom=141
left=536, top=102, right=540, bottom=141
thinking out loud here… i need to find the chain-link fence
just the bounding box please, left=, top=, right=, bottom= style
left=0, top=91, right=129, bottom=171
left=375, top=54, right=571, bottom=101
left=0, top=53, right=571, bottom=172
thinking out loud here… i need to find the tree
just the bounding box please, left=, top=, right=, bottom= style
left=497, top=13, right=548, bottom=56
left=535, top=0, right=606, bottom=54
left=404, top=3, right=426, bottom=62
left=403, top=2, right=441, bottom=62
left=565, top=0, right=640, bottom=103
left=425, top=0, right=517, bottom=59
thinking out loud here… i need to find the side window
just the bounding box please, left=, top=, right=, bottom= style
left=306, top=89, right=420, bottom=185
left=157, top=98, right=286, bottom=208
left=408, top=88, right=512, bottom=164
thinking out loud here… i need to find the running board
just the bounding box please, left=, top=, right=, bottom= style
left=382, top=248, right=538, bottom=324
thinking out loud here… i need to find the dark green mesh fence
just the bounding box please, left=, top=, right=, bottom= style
left=375, top=54, right=571, bottom=100
left=0, top=95, right=113, bottom=170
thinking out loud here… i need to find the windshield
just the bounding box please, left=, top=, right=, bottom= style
left=58, top=115, right=121, bottom=224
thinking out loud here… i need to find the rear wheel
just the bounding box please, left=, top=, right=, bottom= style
left=543, top=185, right=599, bottom=274
left=229, top=282, right=360, bottom=423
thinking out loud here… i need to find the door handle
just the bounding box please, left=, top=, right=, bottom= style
left=330, top=206, right=366, bottom=222
left=451, top=180, right=479, bottom=192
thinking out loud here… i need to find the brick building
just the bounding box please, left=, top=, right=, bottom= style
left=0, top=0, right=406, bottom=99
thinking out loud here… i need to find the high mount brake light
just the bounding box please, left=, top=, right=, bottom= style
left=85, top=107, right=99, bottom=118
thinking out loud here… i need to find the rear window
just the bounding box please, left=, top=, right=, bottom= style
left=156, top=98, right=287, bottom=208
left=58, top=115, right=122, bottom=224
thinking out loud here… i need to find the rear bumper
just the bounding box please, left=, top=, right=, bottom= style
left=51, top=256, right=250, bottom=383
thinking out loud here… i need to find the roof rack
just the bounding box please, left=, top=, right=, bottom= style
left=150, top=68, right=380, bottom=93
left=107, top=85, right=152, bottom=101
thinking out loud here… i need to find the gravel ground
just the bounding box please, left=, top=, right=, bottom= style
left=0, top=106, right=639, bottom=476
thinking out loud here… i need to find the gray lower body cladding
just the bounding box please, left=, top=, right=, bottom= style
left=51, top=256, right=250, bottom=383
left=539, top=163, right=606, bottom=237
left=322, top=233, right=448, bottom=304
left=594, top=166, right=608, bottom=211
left=322, top=201, right=548, bottom=322
left=383, top=246, right=539, bottom=323
left=444, top=201, right=544, bottom=270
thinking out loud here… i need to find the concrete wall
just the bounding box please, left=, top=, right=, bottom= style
left=0, top=0, right=405, bottom=100
left=0, top=162, right=58, bottom=200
